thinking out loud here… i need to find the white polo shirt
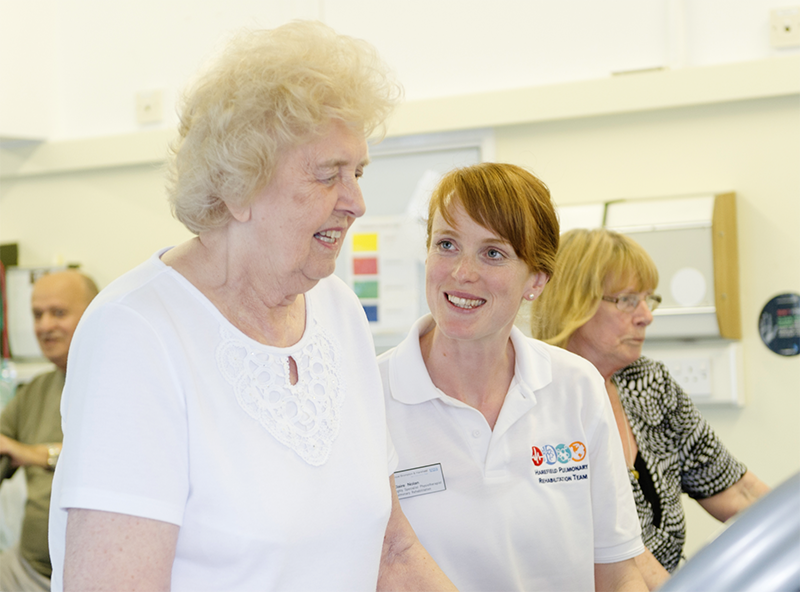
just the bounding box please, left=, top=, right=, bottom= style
left=379, top=316, right=643, bottom=592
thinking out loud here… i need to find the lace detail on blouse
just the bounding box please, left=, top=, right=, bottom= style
left=215, top=323, right=345, bottom=466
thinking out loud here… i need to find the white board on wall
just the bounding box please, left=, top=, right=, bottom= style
left=335, top=130, right=490, bottom=353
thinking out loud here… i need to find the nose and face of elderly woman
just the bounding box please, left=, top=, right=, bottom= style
left=237, top=120, right=369, bottom=289
left=568, top=278, right=655, bottom=379
left=425, top=202, right=545, bottom=346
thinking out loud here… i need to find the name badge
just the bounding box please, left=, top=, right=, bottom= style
left=394, top=463, right=447, bottom=500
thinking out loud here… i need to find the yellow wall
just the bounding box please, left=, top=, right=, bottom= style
left=1, top=163, right=192, bottom=288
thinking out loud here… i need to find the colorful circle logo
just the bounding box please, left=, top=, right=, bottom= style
left=531, top=441, right=587, bottom=465
left=570, top=441, right=586, bottom=462
left=531, top=446, right=544, bottom=466
left=555, top=444, right=572, bottom=464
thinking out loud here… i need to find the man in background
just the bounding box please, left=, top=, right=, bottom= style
left=0, top=270, right=98, bottom=591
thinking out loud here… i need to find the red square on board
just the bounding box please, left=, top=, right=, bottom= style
left=353, top=257, right=378, bottom=275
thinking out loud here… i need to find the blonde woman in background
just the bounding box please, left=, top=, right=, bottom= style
left=530, top=228, right=769, bottom=589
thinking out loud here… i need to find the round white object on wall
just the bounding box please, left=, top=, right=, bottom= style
left=670, top=267, right=707, bottom=307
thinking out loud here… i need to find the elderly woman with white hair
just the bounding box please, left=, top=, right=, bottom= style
left=48, top=21, right=455, bottom=592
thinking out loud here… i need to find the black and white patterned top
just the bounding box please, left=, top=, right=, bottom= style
left=613, top=356, right=747, bottom=572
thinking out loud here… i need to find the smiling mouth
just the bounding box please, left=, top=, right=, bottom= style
left=314, top=230, right=342, bottom=244
left=447, top=294, right=486, bottom=309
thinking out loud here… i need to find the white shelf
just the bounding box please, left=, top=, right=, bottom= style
left=389, top=56, right=800, bottom=136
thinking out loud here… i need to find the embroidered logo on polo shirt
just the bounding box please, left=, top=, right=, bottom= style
left=531, top=441, right=586, bottom=466
left=532, top=441, right=589, bottom=484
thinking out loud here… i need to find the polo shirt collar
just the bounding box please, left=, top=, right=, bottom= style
left=389, top=316, right=555, bottom=406
left=388, top=315, right=443, bottom=405
left=509, top=325, right=554, bottom=398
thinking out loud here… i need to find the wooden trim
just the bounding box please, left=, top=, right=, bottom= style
left=712, top=192, right=741, bottom=339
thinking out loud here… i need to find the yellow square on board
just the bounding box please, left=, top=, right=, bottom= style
left=353, top=233, right=378, bottom=252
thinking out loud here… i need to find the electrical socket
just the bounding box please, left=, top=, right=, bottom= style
left=643, top=341, right=743, bottom=406
left=770, top=6, right=800, bottom=48
left=136, top=90, right=163, bottom=124
left=661, top=356, right=713, bottom=398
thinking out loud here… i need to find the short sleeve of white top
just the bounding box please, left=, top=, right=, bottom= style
left=380, top=315, right=643, bottom=592
left=48, top=249, right=397, bottom=592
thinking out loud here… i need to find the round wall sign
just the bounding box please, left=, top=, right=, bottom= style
left=758, top=293, right=800, bottom=356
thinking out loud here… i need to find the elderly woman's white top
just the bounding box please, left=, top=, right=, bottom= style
left=49, top=248, right=396, bottom=591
